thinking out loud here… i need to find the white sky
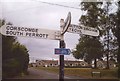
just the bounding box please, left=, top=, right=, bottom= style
left=1, top=0, right=118, bottom=62
left=1, top=0, right=82, bottom=62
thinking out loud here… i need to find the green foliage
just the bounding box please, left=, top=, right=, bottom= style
left=73, top=2, right=104, bottom=68
left=3, top=59, right=20, bottom=77
left=80, top=2, right=103, bottom=28
left=106, top=1, right=120, bottom=78
left=116, top=1, right=120, bottom=61
left=12, top=42, right=29, bottom=73
left=36, top=67, right=117, bottom=79
left=116, top=1, right=120, bottom=78
left=2, top=36, right=16, bottom=59
left=1, top=19, right=29, bottom=78
left=75, top=2, right=119, bottom=69
left=73, top=36, right=103, bottom=63
left=118, top=65, right=120, bottom=78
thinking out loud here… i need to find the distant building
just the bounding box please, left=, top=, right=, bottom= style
left=64, top=60, right=89, bottom=67
left=97, top=60, right=117, bottom=69
left=35, top=60, right=89, bottom=67
left=36, top=60, right=58, bottom=67
left=30, top=59, right=117, bottom=69
left=29, top=63, right=37, bottom=67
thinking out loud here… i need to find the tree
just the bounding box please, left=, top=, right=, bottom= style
left=100, top=2, right=119, bottom=69
left=12, top=42, right=29, bottom=73
left=73, top=36, right=103, bottom=68
left=116, top=1, right=120, bottom=78
left=112, top=1, right=120, bottom=78
left=73, top=2, right=104, bottom=68
left=78, top=2, right=118, bottom=69
left=1, top=19, right=16, bottom=61
left=103, top=1, right=120, bottom=77
left=1, top=19, right=29, bottom=78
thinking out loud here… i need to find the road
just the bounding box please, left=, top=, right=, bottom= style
left=12, top=67, right=83, bottom=79
left=4, top=67, right=118, bottom=81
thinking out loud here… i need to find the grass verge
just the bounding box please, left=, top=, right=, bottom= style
left=35, top=67, right=118, bottom=79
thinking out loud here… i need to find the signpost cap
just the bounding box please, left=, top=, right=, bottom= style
left=61, top=12, right=71, bottom=35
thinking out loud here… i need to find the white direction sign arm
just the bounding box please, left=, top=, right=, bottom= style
left=67, top=24, right=99, bottom=36
left=0, top=25, right=61, bottom=40
left=81, top=25, right=99, bottom=36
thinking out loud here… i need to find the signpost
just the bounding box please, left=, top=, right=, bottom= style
left=0, top=12, right=100, bottom=81
left=0, top=25, right=61, bottom=40
left=58, top=12, right=71, bottom=81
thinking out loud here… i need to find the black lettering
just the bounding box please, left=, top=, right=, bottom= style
left=72, top=28, right=74, bottom=31
left=42, top=34, right=46, bottom=38
left=69, top=27, right=72, bottom=31
left=25, top=28, right=28, bottom=31
left=74, top=29, right=77, bottom=32
left=36, top=33, right=39, bottom=37
left=78, top=30, right=82, bottom=34
left=25, top=32, right=48, bottom=38
left=39, top=34, right=43, bottom=37
left=13, top=27, right=17, bottom=31
left=79, top=26, right=83, bottom=29
left=28, top=28, right=33, bottom=32
left=42, top=34, right=48, bottom=38
left=21, top=27, right=24, bottom=31
left=12, top=31, right=16, bottom=35
left=6, top=26, right=10, bottom=30
left=9, top=31, right=12, bottom=35
left=6, top=31, right=23, bottom=36
left=19, top=32, right=23, bottom=36
left=26, top=33, right=30, bottom=36
left=18, top=27, right=21, bottom=31
left=6, top=31, right=9, bottom=34
left=46, top=34, right=48, bottom=38
left=32, top=33, right=35, bottom=36
left=10, top=26, right=13, bottom=30
left=36, top=29, right=38, bottom=32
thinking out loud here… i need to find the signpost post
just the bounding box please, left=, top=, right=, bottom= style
left=59, top=40, right=65, bottom=80
left=59, top=12, right=71, bottom=81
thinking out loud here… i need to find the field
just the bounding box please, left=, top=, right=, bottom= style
left=35, top=67, right=118, bottom=79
